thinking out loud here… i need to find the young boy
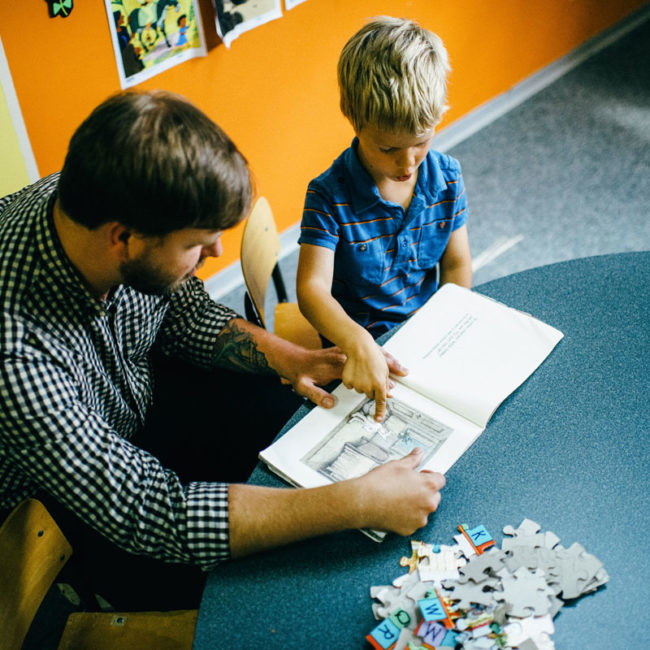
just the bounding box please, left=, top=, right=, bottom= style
left=297, top=17, right=472, bottom=422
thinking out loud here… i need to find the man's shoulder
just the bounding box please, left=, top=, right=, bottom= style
left=0, top=175, right=58, bottom=251
left=0, top=174, right=59, bottom=221
left=0, top=175, right=59, bottom=312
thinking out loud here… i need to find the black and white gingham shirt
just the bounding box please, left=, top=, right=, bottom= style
left=0, top=174, right=241, bottom=569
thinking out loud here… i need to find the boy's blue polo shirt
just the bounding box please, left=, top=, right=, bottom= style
left=299, top=139, right=468, bottom=336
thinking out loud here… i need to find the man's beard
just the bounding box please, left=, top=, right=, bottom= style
left=120, top=257, right=188, bottom=296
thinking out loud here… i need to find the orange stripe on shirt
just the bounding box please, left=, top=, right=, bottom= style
left=301, top=225, right=339, bottom=236
left=349, top=232, right=394, bottom=245
left=303, top=207, right=333, bottom=218
left=426, top=198, right=455, bottom=209
left=340, top=216, right=393, bottom=227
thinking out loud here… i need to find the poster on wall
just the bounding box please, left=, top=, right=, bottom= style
left=284, top=0, right=307, bottom=9
left=106, top=0, right=206, bottom=88
left=214, top=0, right=282, bottom=48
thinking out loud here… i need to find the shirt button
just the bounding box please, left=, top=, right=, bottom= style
left=359, top=243, right=367, bottom=251
left=439, top=222, right=447, bottom=229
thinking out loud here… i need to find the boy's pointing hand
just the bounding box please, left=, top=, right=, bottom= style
left=341, top=333, right=393, bottom=422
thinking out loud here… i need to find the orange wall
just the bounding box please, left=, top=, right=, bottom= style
left=1, top=0, right=646, bottom=281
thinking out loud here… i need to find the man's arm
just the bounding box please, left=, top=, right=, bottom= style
left=0, top=350, right=231, bottom=568
left=213, top=317, right=346, bottom=409
left=158, top=277, right=344, bottom=409
left=228, top=448, right=445, bottom=557
left=296, top=243, right=407, bottom=421
left=439, top=225, right=472, bottom=288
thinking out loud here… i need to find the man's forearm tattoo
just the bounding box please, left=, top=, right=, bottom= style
left=214, top=321, right=274, bottom=375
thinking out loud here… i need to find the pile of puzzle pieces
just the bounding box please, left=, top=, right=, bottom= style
left=366, top=519, right=608, bottom=650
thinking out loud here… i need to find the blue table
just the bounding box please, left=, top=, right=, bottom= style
left=194, top=252, right=649, bottom=649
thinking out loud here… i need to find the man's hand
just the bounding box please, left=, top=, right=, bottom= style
left=280, top=346, right=346, bottom=409
left=383, top=349, right=408, bottom=381
left=229, top=447, right=445, bottom=558
left=353, top=448, right=445, bottom=535
left=215, top=318, right=347, bottom=408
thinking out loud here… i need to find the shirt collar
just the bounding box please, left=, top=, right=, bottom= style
left=415, top=147, right=449, bottom=203
left=342, top=138, right=383, bottom=214
left=343, top=138, right=449, bottom=213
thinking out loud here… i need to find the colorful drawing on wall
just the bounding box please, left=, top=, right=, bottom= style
left=284, top=0, right=307, bottom=9
left=214, top=0, right=282, bottom=48
left=106, top=0, right=206, bottom=88
left=47, top=0, right=74, bottom=18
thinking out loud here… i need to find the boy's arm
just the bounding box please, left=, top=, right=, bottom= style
left=439, top=225, right=472, bottom=288
left=296, top=243, right=406, bottom=421
left=228, top=447, right=446, bottom=557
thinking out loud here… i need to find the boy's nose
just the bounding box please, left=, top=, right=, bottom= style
left=397, top=148, right=417, bottom=171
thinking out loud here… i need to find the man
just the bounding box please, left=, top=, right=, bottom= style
left=0, top=90, right=445, bottom=609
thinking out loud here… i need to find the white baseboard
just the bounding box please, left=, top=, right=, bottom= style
left=206, top=3, right=650, bottom=301
left=203, top=257, right=245, bottom=301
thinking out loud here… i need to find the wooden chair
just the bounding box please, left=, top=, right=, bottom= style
left=240, top=197, right=321, bottom=350
left=0, top=499, right=197, bottom=650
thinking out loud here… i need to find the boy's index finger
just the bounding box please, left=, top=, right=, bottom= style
left=373, top=385, right=387, bottom=422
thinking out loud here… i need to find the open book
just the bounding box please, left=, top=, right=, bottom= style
left=259, top=284, right=563, bottom=539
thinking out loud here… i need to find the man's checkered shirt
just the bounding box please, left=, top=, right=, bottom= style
left=0, top=174, right=240, bottom=569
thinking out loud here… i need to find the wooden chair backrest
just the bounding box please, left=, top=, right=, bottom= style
left=240, top=197, right=282, bottom=327
left=0, top=499, right=72, bottom=650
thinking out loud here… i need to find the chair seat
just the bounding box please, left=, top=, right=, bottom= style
left=274, top=302, right=321, bottom=350
left=58, top=609, right=198, bottom=650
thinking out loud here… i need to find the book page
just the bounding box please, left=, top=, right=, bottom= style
left=259, top=381, right=483, bottom=491
left=382, top=284, right=563, bottom=427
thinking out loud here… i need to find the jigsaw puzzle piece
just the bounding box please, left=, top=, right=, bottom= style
left=495, top=567, right=555, bottom=618
left=418, top=591, right=454, bottom=628
left=502, top=519, right=560, bottom=554
left=549, top=542, right=608, bottom=600
left=392, top=627, right=421, bottom=650
left=457, top=548, right=506, bottom=584
left=439, top=580, right=498, bottom=610
left=503, top=613, right=555, bottom=648
left=458, top=523, right=496, bottom=555
left=413, top=620, right=446, bottom=647
left=367, top=618, right=401, bottom=649
left=370, top=571, right=432, bottom=624
left=417, top=544, right=467, bottom=583
left=504, top=542, right=559, bottom=576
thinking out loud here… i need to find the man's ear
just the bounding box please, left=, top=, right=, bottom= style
left=106, top=222, right=133, bottom=257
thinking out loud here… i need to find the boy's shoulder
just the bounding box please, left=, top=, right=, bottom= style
left=426, top=148, right=462, bottom=175
left=420, top=150, right=464, bottom=197
left=307, top=146, right=352, bottom=199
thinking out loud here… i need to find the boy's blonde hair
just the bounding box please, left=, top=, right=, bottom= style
left=338, top=16, right=450, bottom=135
